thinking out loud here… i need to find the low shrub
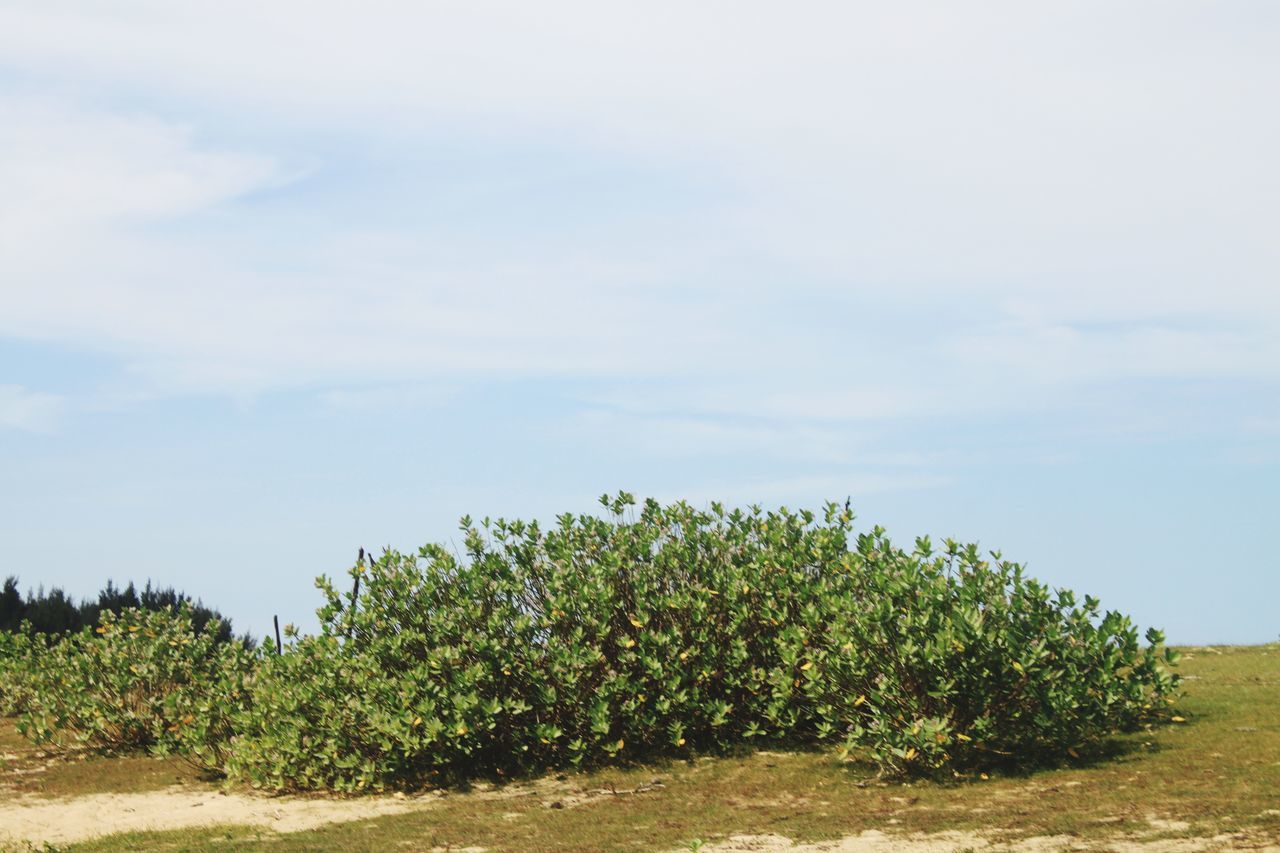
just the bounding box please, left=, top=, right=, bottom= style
left=222, top=495, right=1179, bottom=791
left=12, top=604, right=254, bottom=763
left=0, top=629, right=46, bottom=716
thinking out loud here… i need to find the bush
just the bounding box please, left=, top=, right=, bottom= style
left=12, top=604, right=254, bottom=764
left=0, top=629, right=45, bottom=716
left=222, top=494, right=1178, bottom=791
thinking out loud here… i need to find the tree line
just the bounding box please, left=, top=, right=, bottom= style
left=0, top=576, right=249, bottom=645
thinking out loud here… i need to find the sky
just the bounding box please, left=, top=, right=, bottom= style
left=1, top=1, right=1277, bottom=644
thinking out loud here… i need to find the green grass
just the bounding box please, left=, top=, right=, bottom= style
left=5, top=644, right=1278, bottom=851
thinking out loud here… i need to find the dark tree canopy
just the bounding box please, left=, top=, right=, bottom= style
left=0, top=576, right=244, bottom=644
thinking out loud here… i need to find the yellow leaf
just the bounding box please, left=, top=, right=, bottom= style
left=979, top=772, right=989, bottom=780
left=1171, top=716, right=1187, bottom=723
left=616, top=738, right=625, bottom=750
left=456, top=724, right=468, bottom=736
left=677, top=737, right=686, bottom=746
left=800, top=661, right=813, bottom=671
left=841, top=642, right=853, bottom=653
left=955, top=732, right=971, bottom=742
left=679, top=652, right=689, bottom=661
left=854, top=694, right=867, bottom=707
left=128, top=626, right=140, bottom=632
left=904, top=747, right=917, bottom=760
left=1012, top=661, right=1024, bottom=673
left=95, top=627, right=107, bottom=634
left=742, top=584, right=750, bottom=594
left=707, top=589, right=719, bottom=596
left=412, top=717, right=422, bottom=728
left=629, top=617, right=644, bottom=629
left=624, top=638, right=636, bottom=649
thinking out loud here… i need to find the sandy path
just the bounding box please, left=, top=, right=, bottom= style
left=0, top=786, right=438, bottom=846
left=3, top=788, right=1275, bottom=850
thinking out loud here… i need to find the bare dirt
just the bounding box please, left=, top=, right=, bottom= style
left=3, top=785, right=1276, bottom=851
left=0, top=785, right=437, bottom=846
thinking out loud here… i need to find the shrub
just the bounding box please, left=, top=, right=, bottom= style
left=13, top=604, right=254, bottom=764
left=224, top=494, right=1178, bottom=791
left=0, top=628, right=45, bottom=716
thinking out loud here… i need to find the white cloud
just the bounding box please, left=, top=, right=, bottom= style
left=0, top=385, right=65, bottom=431
left=0, top=1, right=1276, bottom=412
left=0, top=96, right=278, bottom=246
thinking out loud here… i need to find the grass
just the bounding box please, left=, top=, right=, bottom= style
left=0, top=721, right=206, bottom=799
left=3, top=644, right=1278, bottom=851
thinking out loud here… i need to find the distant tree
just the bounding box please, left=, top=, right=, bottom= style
left=21, top=585, right=81, bottom=634
left=0, top=576, right=24, bottom=631
left=0, top=577, right=246, bottom=645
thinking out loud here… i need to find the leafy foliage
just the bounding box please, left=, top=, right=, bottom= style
left=10, top=605, right=253, bottom=762
left=0, top=628, right=46, bottom=716
left=1, top=496, right=1180, bottom=791
left=220, top=494, right=1178, bottom=791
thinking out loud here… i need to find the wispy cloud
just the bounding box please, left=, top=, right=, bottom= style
left=0, top=385, right=65, bottom=431
left=0, top=2, right=1276, bottom=427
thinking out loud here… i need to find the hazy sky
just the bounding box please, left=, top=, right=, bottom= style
left=2, top=1, right=1276, bottom=643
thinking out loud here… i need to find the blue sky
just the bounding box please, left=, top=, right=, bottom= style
left=1, top=1, right=1277, bottom=643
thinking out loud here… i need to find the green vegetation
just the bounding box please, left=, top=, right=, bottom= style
left=0, top=495, right=1178, bottom=796
left=3, top=646, right=1274, bottom=852
left=4, top=606, right=253, bottom=762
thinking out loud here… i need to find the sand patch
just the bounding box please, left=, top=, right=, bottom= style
left=0, top=785, right=439, bottom=846
left=698, top=831, right=993, bottom=851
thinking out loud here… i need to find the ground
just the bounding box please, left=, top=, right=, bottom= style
left=1, top=644, right=1277, bottom=851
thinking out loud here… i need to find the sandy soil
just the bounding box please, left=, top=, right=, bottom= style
left=1, top=786, right=1275, bottom=850
left=0, top=785, right=438, bottom=845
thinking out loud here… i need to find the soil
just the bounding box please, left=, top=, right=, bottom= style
left=0, top=785, right=436, bottom=845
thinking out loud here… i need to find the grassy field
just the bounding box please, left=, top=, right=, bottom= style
left=2, top=643, right=1277, bottom=851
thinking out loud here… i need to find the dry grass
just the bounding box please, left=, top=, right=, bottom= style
left=0, top=721, right=206, bottom=799
left=2, top=643, right=1277, bottom=851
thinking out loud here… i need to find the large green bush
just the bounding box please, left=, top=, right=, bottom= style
left=221, top=495, right=1178, bottom=791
